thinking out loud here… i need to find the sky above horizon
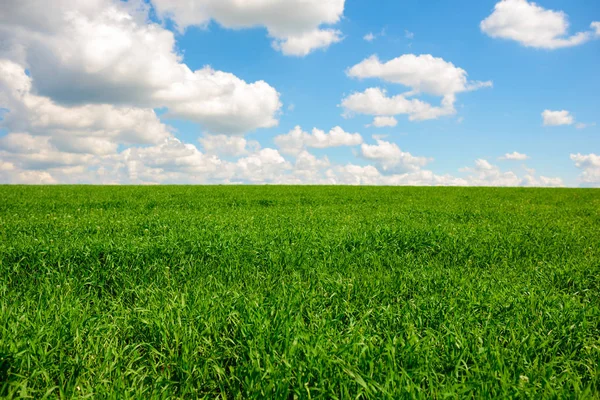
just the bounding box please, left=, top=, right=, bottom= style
left=0, top=0, right=599, bottom=186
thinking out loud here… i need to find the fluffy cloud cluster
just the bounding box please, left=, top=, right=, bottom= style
left=324, top=165, right=465, bottom=186
left=570, top=153, right=600, bottom=186
left=347, top=54, right=491, bottom=96
left=364, top=33, right=376, bottom=42
left=150, top=0, right=345, bottom=56
left=0, top=59, right=171, bottom=151
left=369, top=116, right=398, bottom=128
left=541, top=110, right=594, bottom=129
left=0, top=0, right=582, bottom=187
left=499, top=152, right=529, bottom=161
left=542, top=110, right=574, bottom=126
left=360, top=140, right=431, bottom=173
left=0, top=0, right=287, bottom=183
left=0, top=129, right=567, bottom=187
left=342, top=54, right=492, bottom=121
left=0, top=0, right=281, bottom=135
left=274, top=126, right=363, bottom=155
left=460, top=159, right=563, bottom=187
left=481, top=0, right=600, bottom=49
left=199, top=135, right=260, bottom=157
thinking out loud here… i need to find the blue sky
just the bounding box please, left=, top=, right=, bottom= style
left=0, top=0, right=599, bottom=186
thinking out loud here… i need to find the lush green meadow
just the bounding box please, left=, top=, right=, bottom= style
left=0, top=186, right=598, bottom=398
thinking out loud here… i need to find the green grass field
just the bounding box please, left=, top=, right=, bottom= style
left=0, top=186, right=599, bottom=398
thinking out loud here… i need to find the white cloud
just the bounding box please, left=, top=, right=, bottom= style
left=541, top=110, right=593, bottom=129
left=272, top=29, right=343, bottom=56
left=341, top=87, right=456, bottom=121
left=405, top=30, right=415, bottom=39
left=593, top=22, right=600, bottom=36
left=0, top=161, right=15, bottom=172
left=542, top=110, right=574, bottom=126
left=347, top=54, right=492, bottom=96
left=499, top=151, right=529, bottom=161
left=274, top=126, right=363, bottom=155
left=324, top=164, right=467, bottom=186
left=360, top=140, right=431, bottom=172
left=575, top=122, right=596, bottom=130
left=343, top=54, right=491, bottom=121
left=295, top=150, right=330, bottom=170
left=372, top=134, right=389, bottom=140
left=0, top=169, right=57, bottom=185
left=150, top=0, right=346, bottom=56
left=570, top=153, right=600, bottom=186
left=0, top=131, right=569, bottom=187
left=0, top=0, right=281, bottom=135
left=0, top=59, right=172, bottom=149
left=49, top=137, right=118, bottom=156
left=118, top=138, right=295, bottom=185
left=291, top=150, right=331, bottom=182
left=481, top=0, right=599, bottom=49
left=122, top=138, right=298, bottom=185
left=325, top=164, right=382, bottom=185
left=364, top=32, right=376, bottom=42
left=538, top=176, right=564, bottom=187
left=199, top=135, right=260, bottom=157
left=125, top=138, right=222, bottom=177
left=234, top=148, right=292, bottom=183
left=460, top=159, right=563, bottom=187
left=369, top=116, right=398, bottom=128
left=0, top=133, right=95, bottom=170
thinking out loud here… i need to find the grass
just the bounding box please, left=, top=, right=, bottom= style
left=0, top=186, right=599, bottom=399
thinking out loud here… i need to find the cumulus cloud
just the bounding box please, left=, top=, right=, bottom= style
left=347, top=54, right=492, bottom=96
left=481, top=0, right=599, bottom=49
left=119, top=139, right=290, bottom=185
left=274, top=126, right=363, bottom=155
left=342, top=87, right=457, bottom=121
left=364, top=32, right=376, bottom=42
left=0, top=0, right=281, bottom=135
left=368, top=116, right=398, bottom=128
left=295, top=150, right=330, bottom=170
left=0, top=1, right=575, bottom=188
left=542, top=110, right=574, bottom=126
left=343, top=54, right=491, bottom=121
left=570, top=153, right=600, bottom=186
left=460, top=159, right=520, bottom=186
left=0, top=131, right=569, bottom=187
left=150, top=0, right=346, bottom=56
left=234, top=148, right=292, bottom=183
left=124, top=138, right=222, bottom=180
left=499, top=151, right=529, bottom=161
left=0, top=59, right=171, bottom=149
left=272, top=29, right=343, bottom=56
left=199, top=135, right=260, bottom=157
left=538, top=176, right=564, bottom=187
left=325, top=164, right=382, bottom=185
left=460, top=159, right=563, bottom=187
left=0, top=168, right=57, bottom=185
left=360, top=140, right=431, bottom=172
left=324, top=165, right=467, bottom=186
left=0, top=133, right=95, bottom=171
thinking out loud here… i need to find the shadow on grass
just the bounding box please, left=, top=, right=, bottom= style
left=0, top=352, right=14, bottom=396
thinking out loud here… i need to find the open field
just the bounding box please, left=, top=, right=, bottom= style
left=0, top=186, right=599, bottom=398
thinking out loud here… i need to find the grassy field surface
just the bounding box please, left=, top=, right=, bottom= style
left=0, top=186, right=599, bottom=398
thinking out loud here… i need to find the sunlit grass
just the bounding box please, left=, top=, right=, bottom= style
left=0, top=186, right=599, bottom=398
